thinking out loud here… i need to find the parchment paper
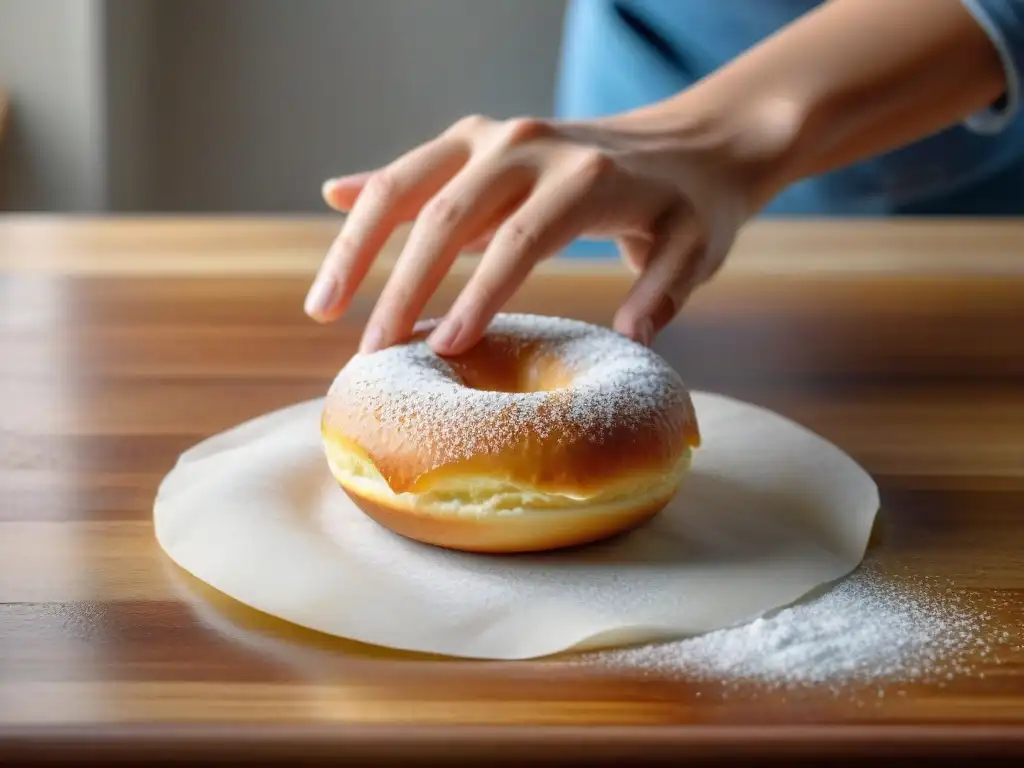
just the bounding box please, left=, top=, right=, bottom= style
left=154, top=392, right=879, bottom=660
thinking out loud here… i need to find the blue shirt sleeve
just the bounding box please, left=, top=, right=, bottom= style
left=960, top=0, right=1024, bottom=133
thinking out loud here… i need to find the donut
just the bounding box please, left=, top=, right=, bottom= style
left=320, top=314, right=700, bottom=553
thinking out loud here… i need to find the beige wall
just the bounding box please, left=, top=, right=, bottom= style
left=0, top=0, right=106, bottom=211
left=148, top=0, right=566, bottom=212
left=103, top=0, right=159, bottom=211
left=0, top=0, right=565, bottom=213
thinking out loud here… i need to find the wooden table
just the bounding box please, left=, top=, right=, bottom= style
left=1, top=217, right=1023, bottom=765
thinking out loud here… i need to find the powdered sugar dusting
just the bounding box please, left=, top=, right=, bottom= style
left=329, top=313, right=692, bottom=466
left=572, top=560, right=1015, bottom=691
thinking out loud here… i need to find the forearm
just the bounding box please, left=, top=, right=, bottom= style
left=610, top=0, right=1009, bottom=210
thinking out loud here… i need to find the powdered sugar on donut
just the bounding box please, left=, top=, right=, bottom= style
left=327, top=314, right=694, bottom=471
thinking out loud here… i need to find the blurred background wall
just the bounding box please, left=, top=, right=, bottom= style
left=0, top=0, right=107, bottom=210
left=0, top=0, right=566, bottom=213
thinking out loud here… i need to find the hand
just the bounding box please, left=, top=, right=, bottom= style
left=305, top=110, right=767, bottom=356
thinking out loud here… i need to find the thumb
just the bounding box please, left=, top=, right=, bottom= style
left=613, top=214, right=706, bottom=345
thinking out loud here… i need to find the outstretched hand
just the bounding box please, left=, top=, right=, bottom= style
left=305, top=112, right=759, bottom=356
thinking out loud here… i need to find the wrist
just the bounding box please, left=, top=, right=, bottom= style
left=604, top=87, right=813, bottom=215
left=602, top=0, right=1009, bottom=211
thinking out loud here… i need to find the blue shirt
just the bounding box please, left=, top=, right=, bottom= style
left=554, top=0, right=1024, bottom=220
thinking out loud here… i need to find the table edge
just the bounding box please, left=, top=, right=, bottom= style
left=3, top=723, right=1023, bottom=761
left=5, top=215, right=1024, bottom=277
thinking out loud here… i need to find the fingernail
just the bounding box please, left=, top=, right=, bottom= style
left=321, top=178, right=341, bottom=198
left=359, top=325, right=385, bottom=354
left=304, top=274, right=339, bottom=318
left=323, top=174, right=366, bottom=192
left=412, top=318, right=441, bottom=336
left=651, top=294, right=678, bottom=333
left=428, top=318, right=462, bottom=353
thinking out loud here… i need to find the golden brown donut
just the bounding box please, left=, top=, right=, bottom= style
left=321, top=314, right=700, bottom=553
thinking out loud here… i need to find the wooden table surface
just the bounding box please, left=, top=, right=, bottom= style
left=1, top=216, right=1023, bottom=765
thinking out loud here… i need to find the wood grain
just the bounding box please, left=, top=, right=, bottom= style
left=1, top=217, right=1023, bottom=764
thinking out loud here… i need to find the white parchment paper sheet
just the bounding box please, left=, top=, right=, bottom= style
left=154, top=392, right=879, bottom=660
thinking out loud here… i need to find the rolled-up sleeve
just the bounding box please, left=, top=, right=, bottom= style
left=960, top=0, right=1024, bottom=133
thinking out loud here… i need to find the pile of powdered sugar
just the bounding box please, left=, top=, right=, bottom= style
left=573, top=562, right=1007, bottom=690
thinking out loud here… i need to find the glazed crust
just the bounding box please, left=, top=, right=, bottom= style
left=322, top=323, right=699, bottom=497
left=321, top=314, right=700, bottom=553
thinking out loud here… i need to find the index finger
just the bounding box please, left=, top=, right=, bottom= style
left=305, top=137, right=468, bottom=323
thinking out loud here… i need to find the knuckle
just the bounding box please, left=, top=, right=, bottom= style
left=320, top=262, right=352, bottom=291
left=449, top=113, right=490, bottom=136
left=422, top=193, right=464, bottom=229
left=496, top=218, right=540, bottom=255
left=386, top=284, right=417, bottom=313
left=575, top=149, right=615, bottom=184
left=499, top=117, right=550, bottom=147
left=364, top=169, right=399, bottom=205
left=451, top=292, right=489, bottom=330
left=375, top=285, right=415, bottom=325
left=324, top=233, right=359, bottom=270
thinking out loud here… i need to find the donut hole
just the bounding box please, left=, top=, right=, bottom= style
left=442, top=337, right=572, bottom=394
